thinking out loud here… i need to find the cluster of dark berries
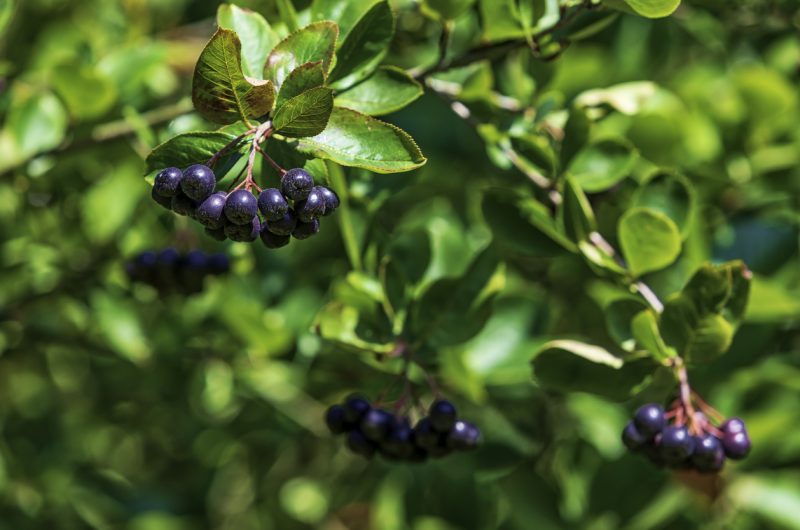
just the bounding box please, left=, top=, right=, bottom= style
left=151, top=165, right=339, bottom=248
left=125, top=248, right=230, bottom=295
left=325, top=396, right=480, bottom=462
left=622, top=403, right=752, bottom=473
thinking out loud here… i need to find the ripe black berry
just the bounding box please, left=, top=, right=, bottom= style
left=292, top=218, right=320, bottom=240
left=196, top=192, right=227, bottom=229
left=633, top=403, right=665, bottom=439
left=412, top=418, right=440, bottom=449
left=691, top=434, right=725, bottom=472
left=257, top=188, right=289, bottom=221
left=622, top=422, right=647, bottom=451
left=151, top=187, right=173, bottom=209
left=429, top=400, right=457, bottom=432
left=153, top=167, right=183, bottom=197
left=295, top=187, right=326, bottom=222
left=360, top=409, right=394, bottom=441
left=171, top=191, right=198, bottom=217
left=205, top=226, right=227, bottom=241
left=224, top=189, right=258, bottom=225
left=722, top=417, right=747, bottom=435
left=325, top=405, right=348, bottom=434
left=381, top=418, right=415, bottom=458
left=180, top=164, right=216, bottom=201
left=224, top=217, right=260, bottom=242
left=346, top=430, right=376, bottom=458
left=265, top=210, right=297, bottom=237
left=281, top=168, right=314, bottom=200
left=658, top=426, right=694, bottom=464
left=318, top=186, right=339, bottom=215
left=343, top=395, right=371, bottom=424
left=446, top=420, right=480, bottom=451
left=722, top=431, right=751, bottom=460
left=207, top=253, right=230, bottom=274
left=260, top=227, right=290, bottom=249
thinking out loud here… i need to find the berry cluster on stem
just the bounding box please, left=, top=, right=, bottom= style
left=151, top=123, right=339, bottom=248
left=622, top=364, right=752, bottom=473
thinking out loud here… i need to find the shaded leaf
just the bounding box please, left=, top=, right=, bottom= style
left=334, top=66, right=423, bottom=116
left=296, top=107, right=426, bottom=173
left=329, top=1, right=395, bottom=89
left=631, top=309, right=675, bottom=362
left=560, top=105, right=591, bottom=169
left=276, top=61, right=325, bottom=109
left=264, top=21, right=338, bottom=89
left=272, top=86, right=334, bottom=138
left=310, top=0, right=381, bottom=39
left=192, top=28, right=275, bottom=124
left=568, top=138, right=637, bottom=193
left=633, top=170, right=696, bottom=238
left=561, top=176, right=597, bottom=243
left=145, top=129, right=245, bottom=179
left=217, top=4, right=279, bottom=78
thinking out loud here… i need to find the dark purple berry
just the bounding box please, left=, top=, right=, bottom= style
left=224, top=216, right=260, bottom=242
left=153, top=167, right=183, bottom=197
left=325, top=405, right=348, bottom=435
left=291, top=218, right=320, bottom=240
left=691, top=434, right=725, bottom=472
left=265, top=210, right=297, bottom=236
left=622, top=422, right=648, bottom=451
left=206, top=253, right=230, bottom=274
left=151, top=186, right=174, bottom=209
left=295, top=187, right=326, bottom=222
left=257, top=188, right=289, bottom=221
left=260, top=227, right=290, bottom=249
left=722, top=431, right=751, bottom=460
left=429, top=400, right=457, bottom=432
left=205, top=226, right=227, bottom=241
left=346, top=430, right=376, bottom=458
left=446, top=420, right=480, bottom=451
left=360, top=409, right=394, bottom=442
left=658, top=426, right=695, bottom=464
left=722, top=417, right=747, bottom=435
left=381, top=417, right=415, bottom=459
left=343, top=395, right=370, bottom=424
left=633, top=403, right=665, bottom=439
left=183, top=250, right=208, bottom=270
left=281, top=168, right=314, bottom=200
left=318, top=186, right=339, bottom=215
left=180, top=164, right=216, bottom=201
left=170, top=191, right=198, bottom=217
left=135, top=251, right=157, bottom=268
left=427, top=440, right=452, bottom=458
left=412, top=418, right=440, bottom=450
left=224, top=189, right=258, bottom=225
left=196, top=192, right=227, bottom=229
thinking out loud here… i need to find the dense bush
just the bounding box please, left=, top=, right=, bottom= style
left=0, top=0, right=798, bottom=528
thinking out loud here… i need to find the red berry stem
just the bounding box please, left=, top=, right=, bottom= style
left=206, top=127, right=257, bottom=167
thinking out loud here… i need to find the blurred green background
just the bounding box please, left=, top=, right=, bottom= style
left=1, top=0, right=799, bottom=529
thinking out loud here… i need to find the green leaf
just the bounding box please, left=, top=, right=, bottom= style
left=192, top=28, right=276, bottom=125
left=274, top=0, right=300, bottom=31
left=618, top=207, right=681, bottom=277
left=422, top=0, right=476, bottom=20
left=532, top=340, right=655, bottom=401
left=272, top=86, right=334, bottom=138
left=619, top=0, right=681, bottom=18
left=631, top=309, right=676, bottom=362
left=576, top=81, right=660, bottom=115
left=481, top=188, right=576, bottom=257
left=605, top=299, right=648, bottom=351
left=51, top=64, right=117, bottom=120
left=561, top=176, right=597, bottom=243
left=568, top=138, right=638, bottom=193
left=329, top=1, right=395, bottom=89
left=478, top=0, right=523, bottom=41
left=145, top=130, right=244, bottom=178
left=659, top=262, right=751, bottom=363
left=560, top=105, right=591, bottom=169
left=275, top=61, right=326, bottom=109
left=334, top=66, right=423, bottom=116
left=0, top=0, right=13, bottom=38
left=264, top=22, right=339, bottom=90
left=632, top=170, right=696, bottom=238
left=3, top=89, right=67, bottom=161
left=217, top=4, right=280, bottom=79
left=296, top=107, right=426, bottom=173
left=310, top=0, right=381, bottom=39
left=386, top=230, right=431, bottom=285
